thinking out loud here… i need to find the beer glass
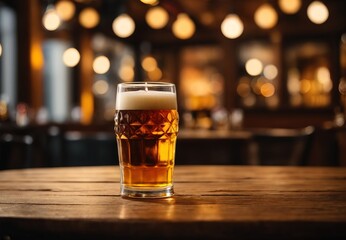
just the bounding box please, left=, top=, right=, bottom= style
left=114, top=82, right=179, bottom=198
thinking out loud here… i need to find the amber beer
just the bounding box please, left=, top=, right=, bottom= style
left=114, top=82, right=178, bottom=198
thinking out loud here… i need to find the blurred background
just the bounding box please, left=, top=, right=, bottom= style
left=0, top=0, right=346, bottom=169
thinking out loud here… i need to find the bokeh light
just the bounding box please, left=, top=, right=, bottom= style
left=118, top=65, right=135, bottom=82
left=221, top=14, right=244, bottom=39
left=112, top=14, right=135, bottom=38
left=172, top=13, right=195, bottom=39
left=142, top=56, right=157, bottom=72
left=254, top=3, right=278, bottom=29
left=93, top=80, right=109, bottom=95
left=43, top=8, right=61, bottom=31
left=0, top=43, right=2, bottom=57
left=93, top=56, right=110, bottom=74
left=261, top=82, right=275, bottom=97
left=263, top=64, right=278, bottom=80
left=146, top=6, right=169, bottom=29
left=79, top=7, right=100, bottom=28
left=307, top=1, right=329, bottom=24
left=316, top=66, right=332, bottom=92
left=56, top=0, right=75, bottom=21
left=278, top=0, right=301, bottom=14
left=245, top=58, right=263, bottom=76
left=147, top=68, right=163, bottom=81
left=63, top=48, right=80, bottom=67
left=237, top=77, right=251, bottom=97
left=140, top=0, right=158, bottom=5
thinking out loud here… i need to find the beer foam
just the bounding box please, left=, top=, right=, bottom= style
left=116, top=90, right=177, bottom=110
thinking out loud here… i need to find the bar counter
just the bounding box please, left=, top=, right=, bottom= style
left=1, top=165, right=346, bottom=239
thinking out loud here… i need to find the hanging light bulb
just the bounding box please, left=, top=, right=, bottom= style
left=42, top=6, right=61, bottom=31
left=221, top=14, right=244, bottom=39
left=278, top=0, right=301, bottom=14
left=307, top=1, right=329, bottom=24
left=56, top=0, right=75, bottom=21
left=112, top=14, right=135, bottom=38
left=145, top=6, right=169, bottom=29
left=254, top=3, right=278, bottom=29
left=172, top=13, right=195, bottom=40
left=79, top=7, right=100, bottom=28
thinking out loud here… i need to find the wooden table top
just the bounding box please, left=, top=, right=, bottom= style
left=1, top=165, right=346, bottom=240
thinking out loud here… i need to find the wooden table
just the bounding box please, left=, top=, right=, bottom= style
left=1, top=166, right=346, bottom=239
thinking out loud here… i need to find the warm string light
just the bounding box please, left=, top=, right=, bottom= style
left=41, top=0, right=331, bottom=40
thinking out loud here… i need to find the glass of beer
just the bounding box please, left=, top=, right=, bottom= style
left=114, top=82, right=179, bottom=198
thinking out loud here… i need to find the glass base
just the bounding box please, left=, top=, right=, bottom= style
left=120, top=185, right=174, bottom=198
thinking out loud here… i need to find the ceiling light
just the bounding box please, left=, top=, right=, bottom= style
left=254, top=3, right=278, bottom=29
left=172, top=13, right=195, bottom=40
left=307, top=1, right=329, bottom=24
left=146, top=6, right=169, bottom=29
left=112, top=14, right=135, bottom=38
left=221, top=14, right=244, bottom=39
left=278, top=0, right=301, bottom=14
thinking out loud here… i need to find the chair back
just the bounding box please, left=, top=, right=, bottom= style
left=248, top=126, right=315, bottom=166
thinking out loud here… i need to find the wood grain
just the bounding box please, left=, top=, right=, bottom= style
left=1, top=166, right=346, bottom=239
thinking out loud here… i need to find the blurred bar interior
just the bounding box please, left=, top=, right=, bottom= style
left=0, top=0, right=345, bottom=169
